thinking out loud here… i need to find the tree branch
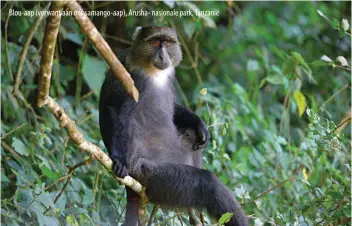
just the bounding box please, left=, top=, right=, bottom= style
left=45, top=96, right=143, bottom=194
left=37, top=1, right=65, bottom=107
left=66, top=0, right=139, bottom=102
left=37, top=0, right=143, bottom=195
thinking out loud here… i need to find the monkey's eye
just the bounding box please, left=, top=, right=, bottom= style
left=151, top=40, right=160, bottom=48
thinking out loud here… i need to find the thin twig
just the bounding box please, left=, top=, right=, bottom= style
left=1, top=123, right=27, bottom=139
left=319, top=84, right=349, bottom=110
left=329, top=117, right=351, bottom=134
left=44, top=174, right=71, bottom=191
left=148, top=205, right=160, bottom=226
left=102, top=33, right=132, bottom=45
left=254, top=177, right=296, bottom=201
left=5, top=3, right=14, bottom=82
left=1, top=141, right=21, bottom=159
left=177, top=214, right=184, bottom=226
left=53, top=156, right=95, bottom=204
left=13, top=4, right=48, bottom=95
left=170, top=21, right=203, bottom=84
left=279, top=92, right=290, bottom=135
left=75, top=38, right=89, bottom=106
left=175, top=78, right=190, bottom=108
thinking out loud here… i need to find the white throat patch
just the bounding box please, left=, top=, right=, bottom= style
left=150, top=67, right=174, bottom=88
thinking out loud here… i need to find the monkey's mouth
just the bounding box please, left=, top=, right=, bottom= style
left=152, top=59, right=171, bottom=70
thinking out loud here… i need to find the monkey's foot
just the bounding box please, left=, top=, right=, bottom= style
left=112, top=160, right=129, bottom=178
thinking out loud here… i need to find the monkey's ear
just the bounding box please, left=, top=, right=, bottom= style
left=132, top=26, right=142, bottom=40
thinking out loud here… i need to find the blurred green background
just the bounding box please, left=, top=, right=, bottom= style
left=1, top=1, right=351, bottom=225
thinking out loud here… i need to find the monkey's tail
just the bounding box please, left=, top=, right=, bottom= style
left=138, top=163, right=249, bottom=226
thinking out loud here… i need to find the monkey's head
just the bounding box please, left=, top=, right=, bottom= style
left=130, top=26, right=182, bottom=71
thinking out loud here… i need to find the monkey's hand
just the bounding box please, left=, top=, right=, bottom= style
left=112, top=157, right=129, bottom=178
left=192, top=120, right=210, bottom=150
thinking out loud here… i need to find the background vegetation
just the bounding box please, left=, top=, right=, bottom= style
left=1, top=1, right=351, bottom=225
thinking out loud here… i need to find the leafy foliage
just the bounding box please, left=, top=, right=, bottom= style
left=1, top=1, right=350, bottom=226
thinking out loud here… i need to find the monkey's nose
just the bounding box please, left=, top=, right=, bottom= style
left=153, top=48, right=171, bottom=70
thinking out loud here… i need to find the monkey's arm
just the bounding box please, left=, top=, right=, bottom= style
left=100, top=74, right=135, bottom=178
left=173, top=104, right=210, bottom=150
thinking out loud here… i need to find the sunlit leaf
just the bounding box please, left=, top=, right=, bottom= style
left=218, top=212, right=233, bottom=225
left=293, top=90, right=307, bottom=117
left=302, top=168, right=309, bottom=181
left=200, top=88, right=208, bottom=95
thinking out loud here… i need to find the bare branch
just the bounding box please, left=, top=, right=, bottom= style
left=66, top=0, right=139, bottom=102
left=37, top=1, right=65, bottom=107
left=45, top=96, right=143, bottom=194
left=5, top=3, right=14, bottom=82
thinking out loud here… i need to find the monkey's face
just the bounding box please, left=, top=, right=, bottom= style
left=132, top=26, right=183, bottom=71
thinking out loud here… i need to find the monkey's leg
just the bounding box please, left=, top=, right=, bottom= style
left=140, top=163, right=249, bottom=226
left=124, top=187, right=139, bottom=226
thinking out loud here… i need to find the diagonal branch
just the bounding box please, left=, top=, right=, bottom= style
left=45, top=96, right=143, bottom=194
left=66, top=1, right=139, bottom=102
left=37, top=1, right=143, bottom=195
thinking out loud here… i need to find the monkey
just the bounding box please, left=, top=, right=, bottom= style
left=99, top=26, right=249, bottom=226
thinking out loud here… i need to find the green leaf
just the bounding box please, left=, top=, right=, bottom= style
left=293, top=90, right=307, bottom=117
left=43, top=216, right=60, bottom=226
left=310, top=60, right=328, bottom=67
left=17, top=189, right=34, bottom=208
left=36, top=154, right=52, bottom=169
left=82, top=189, right=94, bottom=205
left=12, top=137, right=30, bottom=156
left=1, top=171, right=9, bottom=182
left=37, top=192, right=56, bottom=210
left=81, top=54, right=108, bottom=97
left=64, top=208, right=88, bottom=215
left=291, top=51, right=311, bottom=73
left=218, top=212, right=233, bottom=225
left=184, top=21, right=196, bottom=38
left=39, top=165, right=60, bottom=180
left=282, top=56, right=297, bottom=75
left=331, top=18, right=340, bottom=29
left=265, top=75, right=285, bottom=85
